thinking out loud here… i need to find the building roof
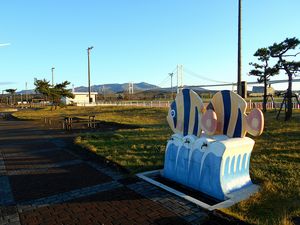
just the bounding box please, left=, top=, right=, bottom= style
left=72, top=92, right=98, bottom=95
left=252, top=86, right=264, bottom=93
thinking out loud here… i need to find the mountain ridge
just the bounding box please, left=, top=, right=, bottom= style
left=75, top=82, right=159, bottom=93
left=16, top=82, right=160, bottom=94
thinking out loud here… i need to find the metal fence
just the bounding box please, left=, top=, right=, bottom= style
left=247, top=101, right=300, bottom=110
left=77, top=101, right=171, bottom=108
left=88, top=100, right=300, bottom=110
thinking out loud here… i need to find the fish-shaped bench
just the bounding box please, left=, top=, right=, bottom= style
left=163, top=89, right=264, bottom=201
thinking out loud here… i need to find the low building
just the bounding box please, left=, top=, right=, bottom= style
left=61, top=92, right=98, bottom=105
left=250, top=86, right=275, bottom=97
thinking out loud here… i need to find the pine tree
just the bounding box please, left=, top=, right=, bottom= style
left=249, top=48, right=279, bottom=112
left=269, top=37, right=300, bottom=120
left=34, top=79, right=74, bottom=110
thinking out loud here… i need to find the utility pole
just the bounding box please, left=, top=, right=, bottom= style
left=87, top=46, right=93, bottom=103
left=237, top=0, right=242, bottom=95
left=169, top=73, right=174, bottom=99
left=51, top=67, right=55, bottom=86
left=25, top=82, right=28, bottom=103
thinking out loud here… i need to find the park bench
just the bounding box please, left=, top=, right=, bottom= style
left=63, top=115, right=97, bottom=131
left=42, top=114, right=98, bottom=131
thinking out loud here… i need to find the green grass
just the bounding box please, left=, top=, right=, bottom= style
left=222, top=110, right=300, bottom=225
left=75, top=127, right=171, bottom=173
left=75, top=108, right=300, bottom=225
left=13, top=106, right=300, bottom=225
left=13, top=106, right=167, bottom=125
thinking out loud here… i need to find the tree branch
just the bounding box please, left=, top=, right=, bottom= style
left=282, top=51, right=300, bottom=57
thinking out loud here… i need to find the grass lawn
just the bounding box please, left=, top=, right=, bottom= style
left=13, top=106, right=300, bottom=225
left=223, top=111, right=300, bottom=225
left=13, top=106, right=167, bottom=125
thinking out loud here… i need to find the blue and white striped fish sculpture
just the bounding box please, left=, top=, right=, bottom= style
left=167, top=89, right=204, bottom=137
left=201, top=90, right=264, bottom=138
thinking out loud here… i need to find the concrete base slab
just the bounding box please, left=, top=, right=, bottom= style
left=137, top=169, right=259, bottom=211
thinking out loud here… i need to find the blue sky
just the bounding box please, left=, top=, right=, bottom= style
left=1, top=0, right=300, bottom=92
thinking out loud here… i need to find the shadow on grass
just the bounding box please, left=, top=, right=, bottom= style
left=236, top=193, right=300, bottom=225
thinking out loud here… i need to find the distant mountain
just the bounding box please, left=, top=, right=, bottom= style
left=15, top=83, right=212, bottom=95
left=75, top=82, right=159, bottom=93
left=17, top=89, right=36, bottom=95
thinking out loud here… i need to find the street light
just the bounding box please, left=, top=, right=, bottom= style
left=87, top=46, right=93, bottom=103
left=51, top=67, right=55, bottom=86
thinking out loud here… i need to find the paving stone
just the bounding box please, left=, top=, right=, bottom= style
left=3, top=148, right=58, bottom=158
left=0, top=151, right=15, bottom=206
left=6, top=159, right=83, bottom=175
left=0, top=206, right=21, bottom=225
left=19, top=181, right=122, bottom=210
left=127, top=181, right=209, bottom=224
left=3, top=149, right=77, bottom=171
left=0, top=120, right=241, bottom=225
left=0, top=176, right=15, bottom=205
left=0, top=206, right=17, bottom=218
left=1, top=141, right=57, bottom=154
left=9, top=163, right=112, bottom=202
left=86, top=162, right=125, bottom=180
left=20, top=187, right=190, bottom=225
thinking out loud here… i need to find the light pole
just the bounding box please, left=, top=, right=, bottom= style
left=51, top=67, right=55, bottom=86
left=237, top=0, right=242, bottom=95
left=87, top=46, right=93, bottom=103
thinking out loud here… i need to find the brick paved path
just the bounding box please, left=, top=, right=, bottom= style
left=0, top=120, right=243, bottom=225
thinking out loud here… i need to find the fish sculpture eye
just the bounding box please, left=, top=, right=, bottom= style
left=171, top=109, right=176, bottom=118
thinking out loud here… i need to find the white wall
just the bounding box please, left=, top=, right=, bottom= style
left=61, top=92, right=97, bottom=105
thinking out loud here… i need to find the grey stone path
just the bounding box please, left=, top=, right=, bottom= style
left=0, top=119, right=243, bottom=225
